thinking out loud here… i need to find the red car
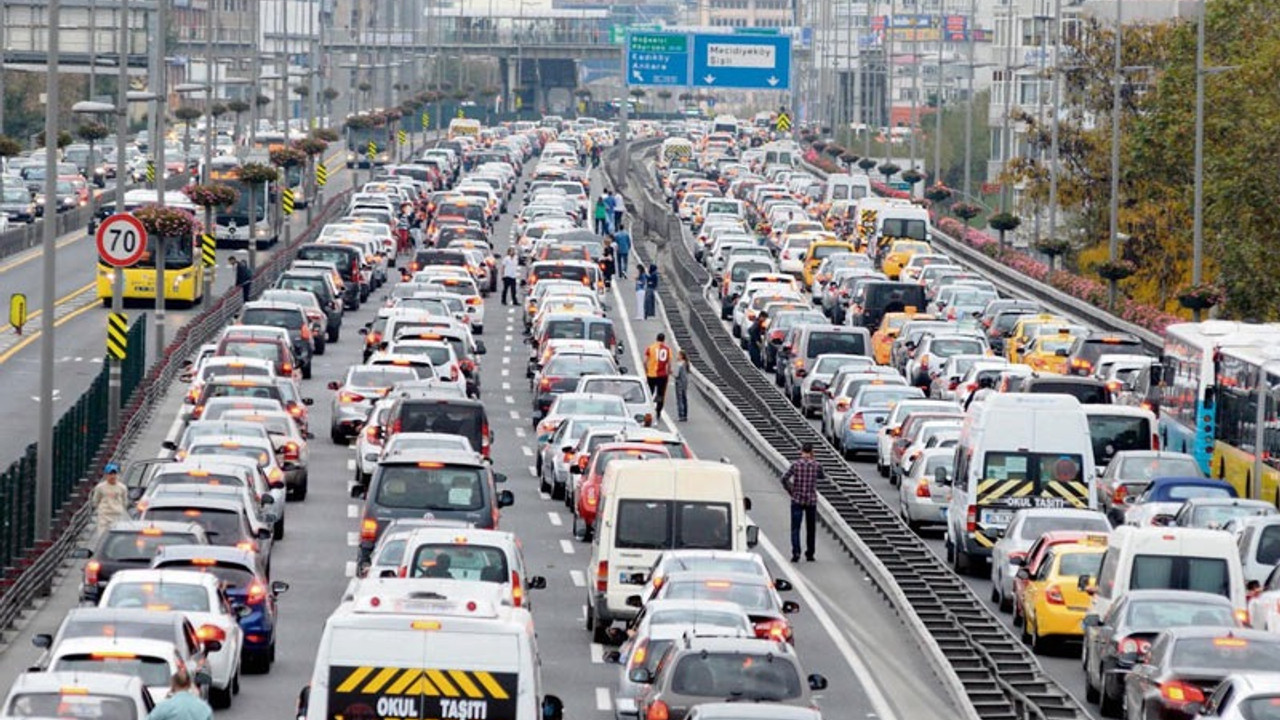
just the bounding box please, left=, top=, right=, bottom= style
left=572, top=443, right=670, bottom=540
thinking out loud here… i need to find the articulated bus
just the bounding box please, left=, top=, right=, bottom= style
left=209, top=156, right=281, bottom=249
left=96, top=190, right=205, bottom=306
left=1210, top=343, right=1280, bottom=502
left=1153, top=322, right=1280, bottom=475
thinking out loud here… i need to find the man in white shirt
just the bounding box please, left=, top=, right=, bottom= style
left=612, top=193, right=627, bottom=231
left=500, top=247, right=520, bottom=305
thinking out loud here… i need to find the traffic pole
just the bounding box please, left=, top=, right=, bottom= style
left=35, top=0, right=62, bottom=540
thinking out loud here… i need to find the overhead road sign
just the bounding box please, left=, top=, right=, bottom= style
left=692, top=32, right=792, bottom=90
left=96, top=213, right=148, bottom=268
left=626, top=31, right=691, bottom=87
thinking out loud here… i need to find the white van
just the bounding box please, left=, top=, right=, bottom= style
left=944, top=394, right=1096, bottom=575
left=876, top=201, right=932, bottom=245
left=1085, top=525, right=1246, bottom=622
left=302, top=579, right=564, bottom=720
left=1082, top=404, right=1158, bottom=471
left=586, top=459, right=757, bottom=642
left=824, top=173, right=872, bottom=203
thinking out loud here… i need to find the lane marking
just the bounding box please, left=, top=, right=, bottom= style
left=501, top=356, right=510, bottom=364
left=547, top=511, right=562, bottom=527
left=521, top=446, right=533, bottom=457
left=756, top=533, right=901, bottom=720
left=346, top=532, right=358, bottom=547
left=344, top=561, right=358, bottom=578
left=347, top=504, right=359, bottom=518
left=589, top=643, right=604, bottom=664
left=559, top=539, right=575, bottom=555
left=611, top=282, right=677, bottom=433
left=509, top=409, right=519, bottom=419
left=501, top=382, right=511, bottom=390
left=515, top=427, right=526, bottom=438
left=505, top=395, right=515, bottom=405
left=528, top=465, right=537, bottom=477
left=570, top=570, right=586, bottom=587
left=346, top=459, right=356, bottom=471
left=595, top=688, right=611, bottom=712
left=501, top=368, right=510, bottom=377
left=503, top=345, right=511, bottom=353
left=540, top=491, right=551, bottom=501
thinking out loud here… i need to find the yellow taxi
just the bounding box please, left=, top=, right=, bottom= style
left=802, top=239, right=858, bottom=288
left=1019, top=541, right=1105, bottom=651
left=871, top=311, right=932, bottom=365
left=1022, top=331, right=1080, bottom=374
left=1005, top=313, right=1070, bottom=363
left=880, top=240, right=932, bottom=280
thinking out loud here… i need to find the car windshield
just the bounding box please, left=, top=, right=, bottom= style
left=350, top=367, right=417, bottom=387
left=1019, top=515, right=1110, bottom=539
left=219, top=341, right=280, bottom=363
left=100, top=532, right=200, bottom=562
left=616, top=500, right=731, bottom=551
left=544, top=356, right=616, bottom=376
left=1118, top=456, right=1202, bottom=481
left=858, top=387, right=922, bottom=409
left=105, top=581, right=210, bottom=612
left=1163, top=484, right=1234, bottom=501
left=1238, top=696, right=1280, bottom=719
left=670, top=653, right=802, bottom=701
left=408, top=544, right=508, bottom=582
left=1171, top=636, right=1280, bottom=671
left=1190, top=503, right=1276, bottom=528
left=5, top=692, right=138, bottom=719
left=662, top=580, right=773, bottom=611
left=200, top=363, right=270, bottom=382
left=1124, top=599, right=1235, bottom=631
left=555, top=396, right=626, bottom=417
left=649, top=609, right=745, bottom=630
left=374, top=465, right=485, bottom=511
left=581, top=380, right=647, bottom=403
left=143, top=508, right=242, bottom=545
left=1057, top=552, right=1103, bottom=577
left=53, top=655, right=171, bottom=689
left=155, top=561, right=255, bottom=591
left=187, top=444, right=268, bottom=466
left=930, top=338, right=984, bottom=357
left=807, top=332, right=866, bottom=358
left=240, top=309, right=301, bottom=330
left=1130, top=555, right=1230, bottom=596
left=392, top=344, right=452, bottom=366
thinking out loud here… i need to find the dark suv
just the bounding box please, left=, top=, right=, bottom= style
left=1020, top=374, right=1112, bottom=404
left=239, top=302, right=315, bottom=377
left=295, top=243, right=364, bottom=308
left=72, top=520, right=209, bottom=603
left=383, top=392, right=493, bottom=461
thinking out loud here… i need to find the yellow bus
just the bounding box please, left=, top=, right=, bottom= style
left=96, top=190, right=205, bottom=306
left=1208, top=340, right=1280, bottom=501
left=448, top=118, right=481, bottom=140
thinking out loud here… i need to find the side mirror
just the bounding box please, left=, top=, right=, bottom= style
left=193, top=669, right=213, bottom=688
left=327, top=381, right=341, bottom=390
left=257, top=528, right=273, bottom=540
left=808, top=673, right=829, bottom=691
left=746, top=524, right=760, bottom=548
left=569, top=465, right=582, bottom=475
left=743, top=496, right=752, bottom=512
left=1183, top=702, right=1204, bottom=717
left=627, top=668, right=654, bottom=685
left=1015, top=568, right=1030, bottom=581
left=358, top=327, right=369, bottom=336
left=302, top=398, right=314, bottom=406
left=1082, top=614, right=1101, bottom=628
left=161, top=440, right=177, bottom=451
left=602, top=650, right=622, bottom=664
left=350, top=484, right=367, bottom=499
left=1009, top=555, right=1026, bottom=567
left=32, top=633, right=52, bottom=649
left=774, top=578, right=793, bottom=592
left=1077, top=575, right=1092, bottom=592
left=475, top=341, right=487, bottom=355
left=782, top=600, right=800, bottom=614
left=493, top=472, right=508, bottom=484
left=261, top=494, right=276, bottom=505
left=625, top=594, right=644, bottom=608
left=991, top=526, right=1006, bottom=539
left=70, top=547, right=92, bottom=559
left=618, top=366, right=628, bottom=375
left=561, top=445, right=574, bottom=454
left=271, top=580, right=290, bottom=595
left=203, top=640, right=223, bottom=654
left=527, top=575, right=547, bottom=590
left=498, top=489, right=514, bottom=508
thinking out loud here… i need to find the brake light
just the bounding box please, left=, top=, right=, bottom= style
left=282, top=362, right=294, bottom=375
left=965, top=505, right=977, bottom=533
left=466, top=296, right=482, bottom=306
left=236, top=540, right=258, bottom=552
left=246, top=581, right=267, bottom=605
left=646, top=700, right=670, bottom=720
left=848, top=412, right=865, bottom=431
left=539, top=377, right=555, bottom=392
left=288, top=403, right=304, bottom=418
left=1159, top=681, right=1205, bottom=706
left=630, top=639, right=649, bottom=668
left=1118, top=637, right=1152, bottom=656
left=300, top=324, right=312, bottom=341
left=365, top=331, right=382, bottom=346
left=196, top=624, right=226, bottom=642
left=915, top=479, right=931, bottom=498
left=835, top=398, right=850, bottom=412
left=281, top=441, right=300, bottom=461
left=339, top=390, right=366, bottom=403
left=1045, top=585, right=1065, bottom=605
left=364, top=424, right=382, bottom=446
left=511, top=570, right=524, bottom=607
left=1112, top=484, right=1128, bottom=506
left=596, top=560, right=608, bottom=592
left=585, top=483, right=599, bottom=508
left=85, top=560, right=101, bottom=586
left=361, top=517, right=378, bottom=542
left=754, top=619, right=791, bottom=642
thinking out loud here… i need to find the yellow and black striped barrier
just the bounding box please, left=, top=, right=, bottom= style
left=398, top=129, right=408, bottom=146
left=775, top=111, right=792, bottom=132
left=282, top=188, right=295, bottom=216
left=201, top=233, right=216, bottom=267
left=145, top=161, right=156, bottom=185
left=421, top=111, right=429, bottom=130
left=106, top=312, right=128, bottom=360
left=367, top=141, right=377, bottom=160
left=316, top=161, right=328, bottom=187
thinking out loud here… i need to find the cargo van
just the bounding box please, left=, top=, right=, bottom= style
left=943, top=394, right=1096, bottom=575
left=824, top=173, right=872, bottom=203
left=1082, top=404, right=1158, bottom=470
left=301, top=579, right=563, bottom=720
left=586, top=459, right=756, bottom=643
left=1083, top=525, right=1246, bottom=622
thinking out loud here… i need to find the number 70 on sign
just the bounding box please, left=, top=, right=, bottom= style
left=96, top=213, right=149, bottom=268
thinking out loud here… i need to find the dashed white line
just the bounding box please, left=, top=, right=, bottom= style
left=559, top=539, right=575, bottom=555
left=501, top=382, right=511, bottom=390
left=595, top=688, right=611, bottom=712
left=547, top=512, right=563, bottom=527
left=589, top=643, right=604, bottom=664
left=522, top=446, right=533, bottom=457
left=509, top=409, right=520, bottom=419
left=501, top=356, right=510, bottom=364
left=505, top=395, right=516, bottom=405
left=346, top=532, right=358, bottom=547
left=501, top=368, right=510, bottom=377
left=346, top=459, right=356, bottom=471
left=528, top=465, right=537, bottom=477
left=540, top=491, right=552, bottom=501
left=515, top=428, right=527, bottom=438
left=347, top=504, right=359, bottom=518
left=344, top=561, right=358, bottom=578
left=570, top=570, right=586, bottom=587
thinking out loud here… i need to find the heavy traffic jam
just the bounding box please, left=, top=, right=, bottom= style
left=1, top=109, right=1279, bottom=720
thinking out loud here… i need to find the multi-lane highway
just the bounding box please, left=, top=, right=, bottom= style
left=0, top=158, right=966, bottom=720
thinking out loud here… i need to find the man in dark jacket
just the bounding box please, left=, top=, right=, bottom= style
left=230, top=255, right=251, bottom=303
left=748, top=311, right=768, bottom=368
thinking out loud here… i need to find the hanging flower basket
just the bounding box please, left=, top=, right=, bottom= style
left=294, top=138, right=329, bottom=157
left=900, top=169, right=925, bottom=185
left=182, top=183, right=240, bottom=209
left=824, top=144, right=846, bottom=158
left=952, top=202, right=981, bottom=221
left=857, top=158, right=877, bottom=172
left=311, top=128, right=340, bottom=143
left=1177, top=283, right=1225, bottom=310
left=877, top=162, right=901, bottom=178
left=133, top=205, right=201, bottom=238
left=924, top=184, right=952, bottom=203
left=236, top=162, right=279, bottom=184
left=269, top=147, right=307, bottom=168
left=988, top=212, right=1022, bottom=233
left=1096, top=259, right=1137, bottom=281
left=839, top=151, right=860, bottom=165
left=344, top=115, right=373, bottom=130
left=1034, top=237, right=1072, bottom=258
left=810, top=141, right=827, bottom=153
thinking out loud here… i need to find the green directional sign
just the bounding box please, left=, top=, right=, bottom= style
left=611, top=23, right=661, bottom=45
left=630, top=32, right=687, bottom=53
left=734, top=27, right=781, bottom=35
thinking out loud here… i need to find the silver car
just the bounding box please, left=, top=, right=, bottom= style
left=1188, top=673, right=1280, bottom=720
left=797, top=354, right=873, bottom=417
left=898, top=448, right=953, bottom=530
left=605, top=599, right=753, bottom=719
left=989, top=508, right=1110, bottom=613
left=1097, top=450, right=1203, bottom=524
left=327, top=364, right=418, bottom=443
left=574, top=375, right=654, bottom=425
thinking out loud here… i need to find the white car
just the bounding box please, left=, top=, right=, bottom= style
left=2, top=671, right=155, bottom=719
left=875, top=399, right=960, bottom=476
left=99, top=569, right=244, bottom=708
left=45, top=636, right=207, bottom=704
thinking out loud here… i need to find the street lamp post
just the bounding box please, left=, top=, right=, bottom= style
left=35, top=0, right=62, bottom=540
left=1047, top=0, right=1062, bottom=249
left=1107, top=0, right=1123, bottom=310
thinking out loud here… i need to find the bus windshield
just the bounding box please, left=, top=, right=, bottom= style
left=135, top=236, right=194, bottom=269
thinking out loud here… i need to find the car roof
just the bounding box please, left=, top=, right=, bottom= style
left=107, top=568, right=221, bottom=587
left=377, top=448, right=488, bottom=467
left=8, top=670, right=148, bottom=694
left=101, top=520, right=204, bottom=534
left=152, top=544, right=259, bottom=566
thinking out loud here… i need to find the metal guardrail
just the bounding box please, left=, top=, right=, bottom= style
left=797, top=160, right=1163, bottom=354
left=0, top=185, right=353, bottom=642
left=612, top=140, right=1091, bottom=720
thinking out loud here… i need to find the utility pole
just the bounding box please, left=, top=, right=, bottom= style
left=89, top=0, right=98, bottom=100
left=885, top=0, right=895, bottom=164
left=1033, top=1, right=1048, bottom=243
left=1107, top=0, right=1123, bottom=309
left=999, top=3, right=1016, bottom=215
left=1190, top=0, right=1206, bottom=320
left=933, top=3, right=945, bottom=188
left=963, top=0, right=975, bottom=201
left=36, top=0, right=62, bottom=541
left=1047, top=0, right=1062, bottom=249
left=152, top=0, right=169, bottom=360
left=108, top=0, right=131, bottom=431
left=250, top=0, right=260, bottom=147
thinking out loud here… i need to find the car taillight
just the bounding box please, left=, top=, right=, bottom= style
left=585, top=484, right=599, bottom=508
left=361, top=517, right=378, bottom=542
left=281, top=442, right=300, bottom=461
left=848, top=412, right=865, bottom=431
left=466, top=296, right=482, bottom=306
left=965, top=505, right=977, bottom=533
left=646, top=700, right=670, bottom=720
left=753, top=619, right=791, bottom=642
left=1159, top=680, right=1205, bottom=706
left=339, top=390, right=366, bottom=403
left=1112, top=484, right=1128, bottom=506
left=365, top=331, right=382, bottom=347
left=539, top=377, right=555, bottom=392
left=365, top=425, right=383, bottom=446
left=511, top=571, right=524, bottom=607
left=196, top=624, right=226, bottom=642
left=288, top=403, right=304, bottom=418
left=596, top=561, right=608, bottom=592
left=915, top=479, right=931, bottom=498
left=1071, top=358, right=1092, bottom=374
left=281, top=362, right=293, bottom=375
left=793, top=358, right=806, bottom=377
left=85, top=561, right=101, bottom=586
left=236, top=540, right=258, bottom=552
left=948, top=379, right=959, bottom=390
left=835, top=398, right=850, bottom=412
left=481, top=422, right=491, bottom=459
left=1118, top=637, right=1152, bottom=656
left=300, top=324, right=312, bottom=341
left=1045, top=585, right=1065, bottom=605
left=247, top=581, right=267, bottom=605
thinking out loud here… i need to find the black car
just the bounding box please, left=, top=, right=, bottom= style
left=352, top=449, right=511, bottom=565
left=1121, top=627, right=1280, bottom=720
left=295, top=243, right=364, bottom=308
left=1082, top=590, right=1237, bottom=716
left=1020, top=375, right=1112, bottom=404
left=383, top=392, right=493, bottom=461
left=274, top=271, right=343, bottom=341
left=1067, top=331, right=1147, bottom=377
left=72, top=520, right=210, bottom=603
left=847, top=281, right=928, bottom=331
left=240, top=302, right=315, bottom=378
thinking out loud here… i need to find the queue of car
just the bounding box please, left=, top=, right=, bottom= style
left=660, top=124, right=1280, bottom=720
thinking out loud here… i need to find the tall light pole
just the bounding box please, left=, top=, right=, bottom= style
left=36, top=0, right=62, bottom=541
left=1047, top=0, right=1062, bottom=248
left=1033, top=4, right=1050, bottom=244
left=150, top=0, right=169, bottom=362
left=963, top=0, right=976, bottom=201
left=1107, top=0, right=1123, bottom=310
left=932, top=10, right=945, bottom=188
left=999, top=3, right=1018, bottom=215
left=250, top=0, right=261, bottom=147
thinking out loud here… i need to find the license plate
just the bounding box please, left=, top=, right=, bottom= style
left=982, top=509, right=1014, bottom=526
left=401, top=599, right=452, bottom=613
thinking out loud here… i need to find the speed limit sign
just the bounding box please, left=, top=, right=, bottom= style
left=96, top=213, right=148, bottom=268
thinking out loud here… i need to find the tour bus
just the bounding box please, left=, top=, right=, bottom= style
left=95, top=190, right=205, bottom=306
left=1152, top=322, right=1280, bottom=474
left=209, top=156, right=281, bottom=250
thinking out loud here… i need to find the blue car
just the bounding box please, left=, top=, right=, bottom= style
left=1127, top=476, right=1238, bottom=526
left=150, top=545, right=288, bottom=674
left=837, top=385, right=924, bottom=459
